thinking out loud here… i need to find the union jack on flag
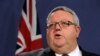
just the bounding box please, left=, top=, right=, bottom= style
left=16, top=0, right=43, bottom=55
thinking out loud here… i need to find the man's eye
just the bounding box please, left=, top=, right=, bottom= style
left=62, top=22, right=69, bottom=25
left=48, top=24, right=54, bottom=28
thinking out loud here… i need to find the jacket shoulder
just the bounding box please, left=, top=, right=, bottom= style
left=82, top=51, right=100, bottom=56
left=81, top=48, right=100, bottom=56
left=18, top=48, right=45, bottom=56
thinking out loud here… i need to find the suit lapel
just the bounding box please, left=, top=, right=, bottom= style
left=41, top=48, right=55, bottom=56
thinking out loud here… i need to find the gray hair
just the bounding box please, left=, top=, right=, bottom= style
left=47, top=6, right=80, bottom=26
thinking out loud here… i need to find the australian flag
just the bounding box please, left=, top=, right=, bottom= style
left=16, top=0, right=43, bottom=55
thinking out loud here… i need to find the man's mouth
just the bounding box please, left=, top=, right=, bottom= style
left=54, top=34, right=62, bottom=39
left=55, top=34, right=61, bottom=36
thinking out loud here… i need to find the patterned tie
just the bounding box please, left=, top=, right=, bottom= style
left=62, top=54, right=68, bottom=56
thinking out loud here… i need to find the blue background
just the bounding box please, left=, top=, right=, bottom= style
left=0, top=0, right=100, bottom=56
left=0, top=0, right=24, bottom=56
left=36, top=0, right=100, bottom=55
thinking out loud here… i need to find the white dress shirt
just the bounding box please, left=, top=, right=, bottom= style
left=55, top=46, right=82, bottom=56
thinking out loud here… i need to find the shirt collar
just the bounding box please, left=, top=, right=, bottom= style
left=68, top=45, right=82, bottom=56
left=55, top=46, right=82, bottom=56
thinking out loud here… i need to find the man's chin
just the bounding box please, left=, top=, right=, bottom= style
left=54, top=43, right=64, bottom=48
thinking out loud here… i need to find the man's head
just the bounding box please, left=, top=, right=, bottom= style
left=46, top=6, right=81, bottom=54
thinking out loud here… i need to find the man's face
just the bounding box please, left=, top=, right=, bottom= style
left=47, top=10, right=81, bottom=50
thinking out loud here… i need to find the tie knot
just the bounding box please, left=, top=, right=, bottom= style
left=62, top=54, right=68, bottom=56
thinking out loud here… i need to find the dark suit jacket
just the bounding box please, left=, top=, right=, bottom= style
left=18, top=48, right=99, bottom=56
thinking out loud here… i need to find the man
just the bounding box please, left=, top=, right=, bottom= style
left=19, top=6, right=99, bottom=56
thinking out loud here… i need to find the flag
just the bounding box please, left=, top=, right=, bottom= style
left=16, top=0, right=43, bottom=55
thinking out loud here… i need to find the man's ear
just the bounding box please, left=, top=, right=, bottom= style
left=76, top=26, right=81, bottom=38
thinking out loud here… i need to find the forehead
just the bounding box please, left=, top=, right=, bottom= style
left=48, top=10, right=74, bottom=22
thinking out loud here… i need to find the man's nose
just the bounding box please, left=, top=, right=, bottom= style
left=55, top=23, right=61, bottom=31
